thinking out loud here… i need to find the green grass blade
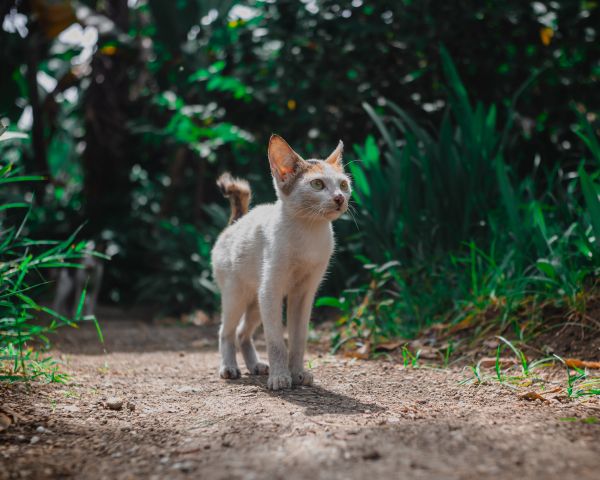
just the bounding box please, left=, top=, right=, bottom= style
left=579, top=166, right=600, bottom=250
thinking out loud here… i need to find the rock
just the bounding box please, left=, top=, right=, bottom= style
left=362, top=450, right=381, bottom=461
left=0, top=412, right=12, bottom=432
left=30, top=436, right=40, bottom=445
left=106, top=398, right=123, bottom=411
left=172, top=461, right=194, bottom=472
left=35, top=426, right=46, bottom=434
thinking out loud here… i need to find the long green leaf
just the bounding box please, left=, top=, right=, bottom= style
left=579, top=166, right=600, bottom=249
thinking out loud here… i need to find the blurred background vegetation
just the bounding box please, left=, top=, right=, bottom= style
left=1, top=0, right=600, bottom=367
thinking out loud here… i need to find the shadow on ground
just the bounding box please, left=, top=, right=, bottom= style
left=235, top=376, right=384, bottom=416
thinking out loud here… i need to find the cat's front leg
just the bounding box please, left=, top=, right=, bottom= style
left=259, top=280, right=291, bottom=390
left=287, top=280, right=321, bottom=386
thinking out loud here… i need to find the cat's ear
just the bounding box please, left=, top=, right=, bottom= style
left=268, top=134, right=306, bottom=182
left=325, top=140, right=344, bottom=171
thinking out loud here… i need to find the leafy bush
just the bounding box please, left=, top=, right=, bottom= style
left=324, top=51, right=600, bottom=351
left=352, top=47, right=534, bottom=260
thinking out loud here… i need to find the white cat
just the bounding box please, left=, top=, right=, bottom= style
left=211, top=134, right=351, bottom=390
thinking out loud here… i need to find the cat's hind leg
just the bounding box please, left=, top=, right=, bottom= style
left=218, top=285, right=246, bottom=380
left=237, top=301, right=269, bottom=375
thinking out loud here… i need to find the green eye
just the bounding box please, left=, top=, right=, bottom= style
left=310, top=179, right=325, bottom=190
left=340, top=180, right=349, bottom=192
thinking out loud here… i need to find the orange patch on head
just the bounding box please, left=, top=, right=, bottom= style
left=305, top=161, right=325, bottom=173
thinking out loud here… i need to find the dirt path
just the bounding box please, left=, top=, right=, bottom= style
left=2, top=312, right=600, bottom=480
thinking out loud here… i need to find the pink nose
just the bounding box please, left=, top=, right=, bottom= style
left=333, top=194, right=344, bottom=206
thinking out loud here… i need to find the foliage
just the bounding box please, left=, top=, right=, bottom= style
left=352, top=46, right=523, bottom=260
left=0, top=129, right=99, bottom=382
left=2, top=1, right=600, bottom=315
left=1, top=0, right=599, bottom=368
left=322, top=50, right=600, bottom=353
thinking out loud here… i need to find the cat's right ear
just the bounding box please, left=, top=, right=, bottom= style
left=268, top=134, right=305, bottom=183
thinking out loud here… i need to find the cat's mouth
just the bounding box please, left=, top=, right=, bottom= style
left=325, top=204, right=347, bottom=219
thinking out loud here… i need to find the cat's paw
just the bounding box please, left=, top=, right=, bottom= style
left=249, top=362, right=269, bottom=376
left=219, top=365, right=241, bottom=380
left=291, top=370, right=314, bottom=386
left=267, top=372, right=292, bottom=390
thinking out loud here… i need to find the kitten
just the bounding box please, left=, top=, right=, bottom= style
left=211, top=134, right=351, bottom=390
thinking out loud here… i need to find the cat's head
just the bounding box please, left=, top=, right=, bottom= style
left=268, top=134, right=351, bottom=222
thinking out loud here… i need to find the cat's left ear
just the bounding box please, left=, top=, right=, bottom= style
left=325, top=141, right=344, bottom=171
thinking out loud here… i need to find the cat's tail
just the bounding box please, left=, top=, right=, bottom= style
left=216, top=172, right=251, bottom=225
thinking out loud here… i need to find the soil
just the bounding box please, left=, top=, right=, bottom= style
left=1, top=308, right=600, bottom=480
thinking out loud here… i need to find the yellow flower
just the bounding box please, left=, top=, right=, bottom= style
left=287, top=99, right=297, bottom=111
left=540, top=27, right=554, bottom=46
left=100, top=45, right=117, bottom=56
left=228, top=20, right=238, bottom=28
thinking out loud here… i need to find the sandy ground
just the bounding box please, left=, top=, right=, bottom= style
left=1, top=311, right=600, bottom=480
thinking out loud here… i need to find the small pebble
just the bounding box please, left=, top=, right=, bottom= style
left=30, top=436, right=40, bottom=445
left=35, top=426, right=46, bottom=434
left=362, top=450, right=381, bottom=461
left=172, top=461, right=194, bottom=472
left=106, top=398, right=123, bottom=411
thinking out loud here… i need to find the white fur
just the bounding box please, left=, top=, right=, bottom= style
left=211, top=137, right=351, bottom=390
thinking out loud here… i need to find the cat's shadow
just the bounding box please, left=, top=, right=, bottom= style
left=236, top=376, right=384, bottom=416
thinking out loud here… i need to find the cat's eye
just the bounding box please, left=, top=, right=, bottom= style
left=310, top=179, right=325, bottom=191
left=340, top=180, right=349, bottom=192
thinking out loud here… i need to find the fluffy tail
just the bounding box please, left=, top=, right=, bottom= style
left=216, top=172, right=251, bottom=225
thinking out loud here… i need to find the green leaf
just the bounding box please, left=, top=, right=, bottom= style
left=536, top=259, right=556, bottom=279
left=579, top=166, right=600, bottom=250
left=315, top=296, right=343, bottom=309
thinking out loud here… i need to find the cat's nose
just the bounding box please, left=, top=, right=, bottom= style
left=333, top=194, right=344, bottom=206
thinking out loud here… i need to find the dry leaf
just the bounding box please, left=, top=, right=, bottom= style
left=375, top=340, right=403, bottom=352
left=519, top=391, right=549, bottom=403
left=564, top=359, right=600, bottom=369
left=449, top=316, right=474, bottom=334
left=478, top=357, right=517, bottom=368
left=482, top=339, right=499, bottom=349
left=430, top=323, right=449, bottom=331
left=343, top=343, right=370, bottom=360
